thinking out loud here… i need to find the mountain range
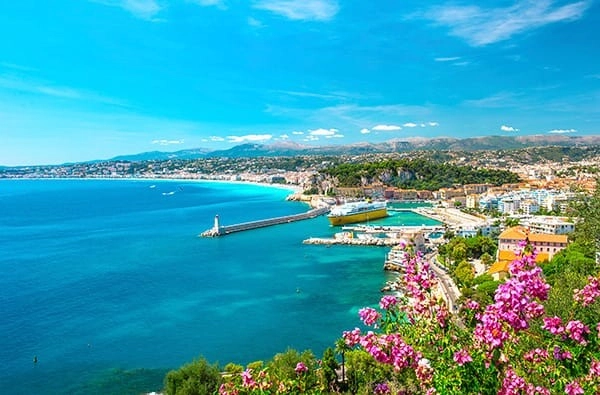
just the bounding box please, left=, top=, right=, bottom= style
left=108, top=134, right=600, bottom=162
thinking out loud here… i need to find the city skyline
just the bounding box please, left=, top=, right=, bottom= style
left=1, top=0, right=599, bottom=165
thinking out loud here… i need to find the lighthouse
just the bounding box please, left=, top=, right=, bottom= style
left=213, top=214, right=221, bottom=235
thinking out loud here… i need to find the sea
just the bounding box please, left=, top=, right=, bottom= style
left=0, top=179, right=439, bottom=394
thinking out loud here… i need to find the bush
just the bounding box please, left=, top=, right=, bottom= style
left=164, top=357, right=221, bottom=395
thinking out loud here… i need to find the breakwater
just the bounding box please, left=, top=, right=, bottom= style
left=200, top=207, right=330, bottom=237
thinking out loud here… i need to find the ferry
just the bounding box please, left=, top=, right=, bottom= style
left=327, top=201, right=388, bottom=226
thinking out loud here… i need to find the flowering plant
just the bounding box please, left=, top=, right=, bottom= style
left=343, top=248, right=600, bottom=394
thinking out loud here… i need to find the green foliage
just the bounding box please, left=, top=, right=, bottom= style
left=345, top=349, right=400, bottom=394
left=568, top=178, right=600, bottom=258
left=323, top=158, right=520, bottom=189
left=164, top=357, right=221, bottom=395
left=320, top=347, right=339, bottom=392
left=454, top=260, right=475, bottom=288
left=472, top=273, right=494, bottom=286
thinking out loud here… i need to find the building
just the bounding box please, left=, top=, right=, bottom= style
left=497, top=226, right=568, bottom=261
left=523, top=216, right=575, bottom=235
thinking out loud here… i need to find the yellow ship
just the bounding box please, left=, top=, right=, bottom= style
left=327, top=201, right=388, bottom=226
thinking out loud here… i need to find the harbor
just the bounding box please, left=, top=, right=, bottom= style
left=200, top=207, right=330, bottom=237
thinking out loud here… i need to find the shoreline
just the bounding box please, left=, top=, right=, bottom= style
left=0, top=176, right=304, bottom=193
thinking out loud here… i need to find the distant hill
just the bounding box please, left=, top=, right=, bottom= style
left=110, top=148, right=212, bottom=162
left=108, top=134, right=600, bottom=161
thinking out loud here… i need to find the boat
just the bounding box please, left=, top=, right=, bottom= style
left=327, top=201, right=388, bottom=226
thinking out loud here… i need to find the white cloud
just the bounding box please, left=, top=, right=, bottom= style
left=403, top=122, right=418, bottom=128
left=501, top=125, right=520, bottom=132
left=279, top=134, right=289, bottom=139
left=92, top=0, right=163, bottom=21
left=423, top=1, right=590, bottom=46
left=193, top=0, right=225, bottom=6
left=0, top=75, right=127, bottom=106
left=210, top=136, right=225, bottom=142
left=309, top=128, right=338, bottom=136
left=292, top=131, right=304, bottom=135
left=227, top=134, right=273, bottom=143
left=152, top=139, right=184, bottom=145
left=435, top=56, right=461, bottom=62
left=253, top=0, right=339, bottom=21
left=248, top=17, right=264, bottom=27
left=360, top=128, right=371, bottom=134
left=548, top=128, right=576, bottom=134
left=372, top=124, right=402, bottom=131
left=428, top=122, right=439, bottom=126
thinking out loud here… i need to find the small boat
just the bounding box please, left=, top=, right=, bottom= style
left=327, top=201, right=388, bottom=226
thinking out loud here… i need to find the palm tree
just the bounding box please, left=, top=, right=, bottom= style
left=334, top=338, right=350, bottom=384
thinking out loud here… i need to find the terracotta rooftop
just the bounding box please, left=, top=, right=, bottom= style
left=498, top=226, right=568, bottom=244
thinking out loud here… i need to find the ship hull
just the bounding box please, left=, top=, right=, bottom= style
left=327, top=207, right=388, bottom=226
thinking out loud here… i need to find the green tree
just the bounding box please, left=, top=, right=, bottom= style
left=164, top=357, right=221, bottom=395
left=454, top=260, right=475, bottom=288
left=568, top=178, right=600, bottom=259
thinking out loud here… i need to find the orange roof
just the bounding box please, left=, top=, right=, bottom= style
left=498, top=250, right=517, bottom=262
left=499, top=226, right=568, bottom=244
left=488, top=260, right=510, bottom=275
left=496, top=249, right=551, bottom=265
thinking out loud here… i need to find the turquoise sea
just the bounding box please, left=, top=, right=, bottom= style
left=0, top=179, right=439, bottom=394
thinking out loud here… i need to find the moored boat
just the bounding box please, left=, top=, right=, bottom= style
left=327, top=201, right=388, bottom=226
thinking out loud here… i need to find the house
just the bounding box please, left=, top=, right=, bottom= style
left=497, top=226, right=568, bottom=261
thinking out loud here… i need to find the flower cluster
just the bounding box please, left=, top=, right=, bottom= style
left=342, top=245, right=600, bottom=394
left=574, top=276, right=600, bottom=307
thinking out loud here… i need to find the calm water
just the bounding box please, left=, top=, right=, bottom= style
left=0, top=180, right=437, bottom=394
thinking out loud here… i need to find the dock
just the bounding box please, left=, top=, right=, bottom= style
left=200, top=207, right=330, bottom=237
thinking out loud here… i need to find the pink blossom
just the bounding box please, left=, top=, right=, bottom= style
left=564, top=380, right=584, bottom=395
left=574, top=276, right=600, bottom=306
left=294, top=361, right=308, bottom=374
left=453, top=349, right=473, bottom=366
left=373, top=382, right=390, bottom=394
left=465, top=299, right=480, bottom=310
left=542, top=316, right=565, bottom=335
left=499, top=368, right=528, bottom=394
left=379, top=295, right=398, bottom=310
left=553, top=346, right=573, bottom=361
left=342, top=327, right=361, bottom=347
left=565, top=320, right=590, bottom=345
left=358, top=307, right=381, bottom=326
left=589, top=359, right=600, bottom=376
left=241, top=369, right=257, bottom=389
left=523, top=348, right=549, bottom=364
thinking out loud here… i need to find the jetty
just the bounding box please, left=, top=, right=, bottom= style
left=200, top=207, right=330, bottom=237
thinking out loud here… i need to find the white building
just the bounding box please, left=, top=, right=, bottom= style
left=523, top=216, right=575, bottom=235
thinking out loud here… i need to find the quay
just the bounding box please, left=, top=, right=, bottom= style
left=200, top=207, right=330, bottom=237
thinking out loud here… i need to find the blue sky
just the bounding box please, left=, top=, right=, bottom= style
left=1, top=0, right=599, bottom=165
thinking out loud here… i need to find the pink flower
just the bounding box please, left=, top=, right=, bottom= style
left=553, top=346, right=573, bottom=361
left=589, top=359, right=600, bottom=376
left=564, top=381, right=584, bottom=395
left=574, top=276, right=600, bottom=306
left=565, top=320, right=590, bottom=345
left=241, top=369, right=257, bottom=389
left=453, top=349, right=473, bottom=366
left=294, top=361, right=308, bottom=374
left=374, top=382, right=390, bottom=394
left=465, top=299, right=480, bottom=310
left=542, top=316, right=565, bottom=335
left=379, top=295, right=398, bottom=310
left=343, top=327, right=362, bottom=346
left=524, top=348, right=549, bottom=364
left=359, top=307, right=381, bottom=326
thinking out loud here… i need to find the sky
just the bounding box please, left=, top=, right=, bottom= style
left=0, top=0, right=599, bottom=165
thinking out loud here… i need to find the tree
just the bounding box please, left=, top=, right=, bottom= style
left=569, top=178, right=600, bottom=259
left=164, top=357, right=221, bottom=395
